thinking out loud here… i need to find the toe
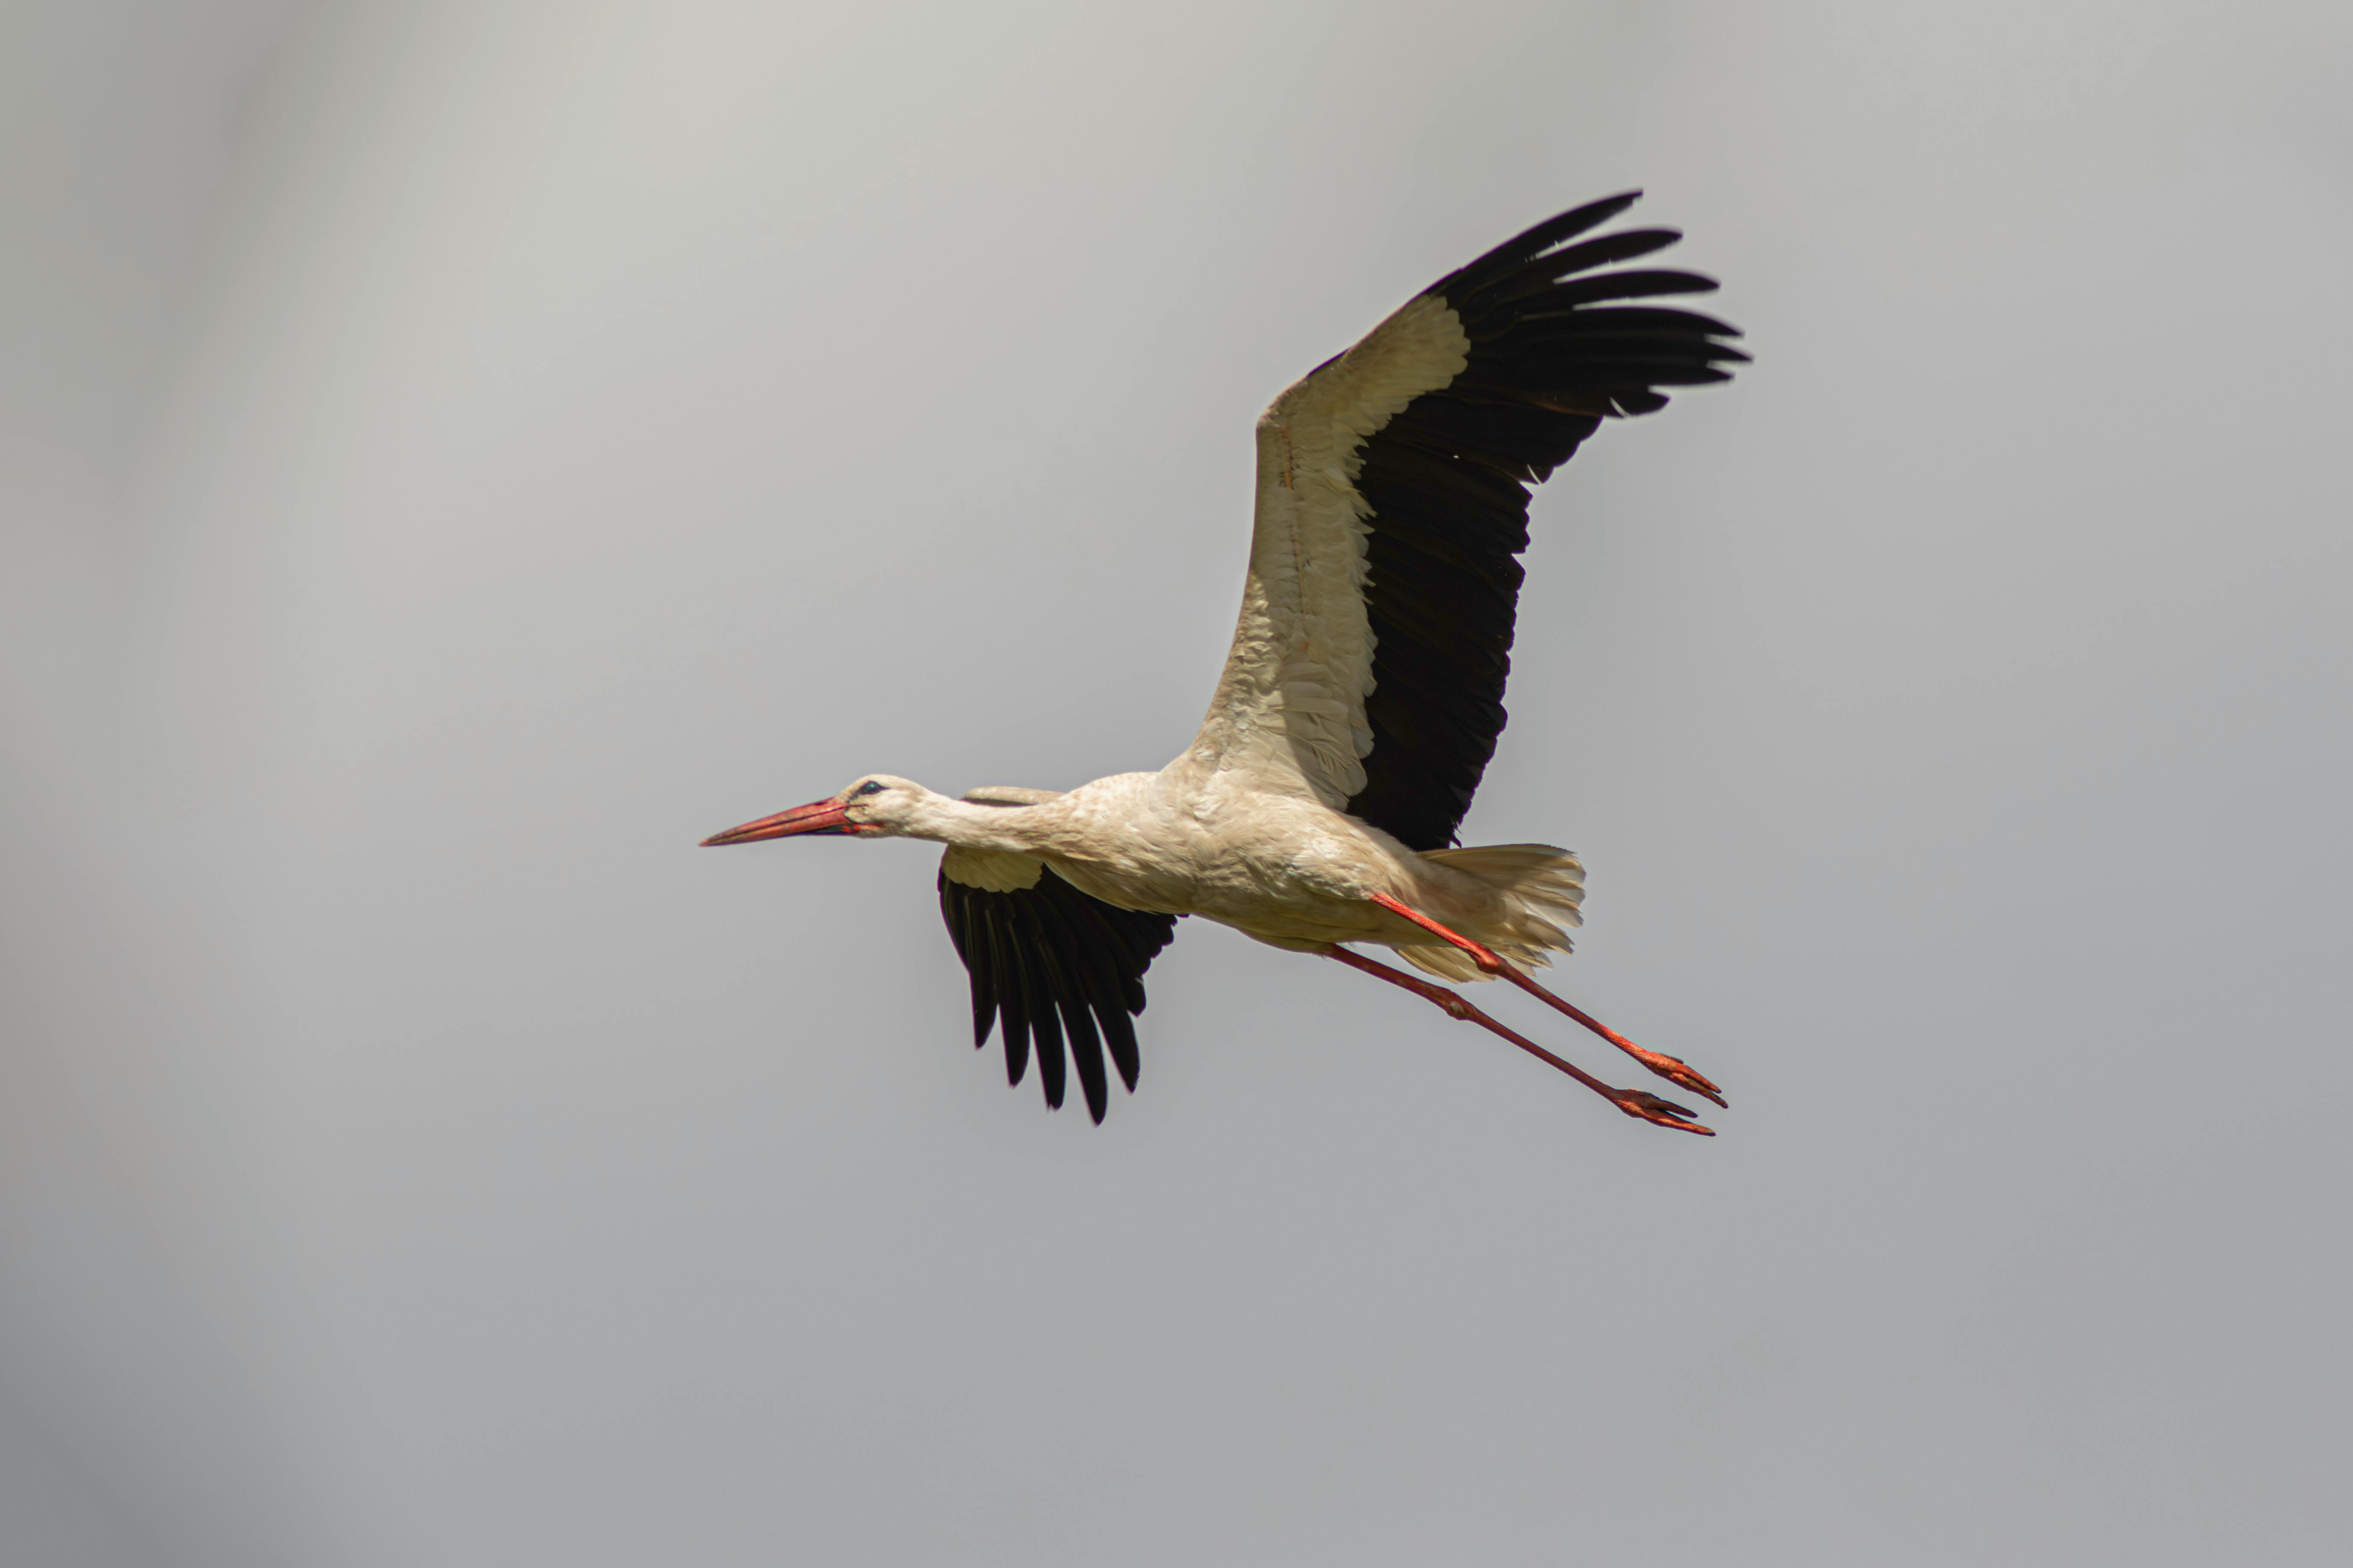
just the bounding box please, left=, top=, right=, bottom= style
left=1642, top=1052, right=1728, bottom=1108
left=1617, top=1091, right=1717, bottom=1137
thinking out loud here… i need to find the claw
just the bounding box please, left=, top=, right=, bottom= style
left=1628, top=1047, right=1728, bottom=1109
left=1614, top=1090, right=1716, bottom=1136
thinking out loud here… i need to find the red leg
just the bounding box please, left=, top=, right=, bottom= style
left=1324, top=947, right=1714, bottom=1136
left=1365, top=891, right=1727, bottom=1108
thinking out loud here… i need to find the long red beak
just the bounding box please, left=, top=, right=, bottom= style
left=699, top=797, right=853, bottom=846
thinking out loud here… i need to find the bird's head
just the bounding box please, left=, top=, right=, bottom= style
left=698, top=774, right=930, bottom=846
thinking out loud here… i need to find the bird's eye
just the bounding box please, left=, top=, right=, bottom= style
left=855, top=780, right=886, bottom=797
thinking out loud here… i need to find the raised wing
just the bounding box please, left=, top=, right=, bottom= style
left=937, top=833, right=1180, bottom=1124
left=1189, top=192, right=1745, bottom=849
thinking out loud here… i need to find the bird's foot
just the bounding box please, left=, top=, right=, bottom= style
left=1613, top=1090, right=1716, bottom=1136
left=1623, top=1046, right=1728, bottom=1109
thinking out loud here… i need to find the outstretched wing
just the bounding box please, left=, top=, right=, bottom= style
left=1188, top=192, right=1746, bottom=849
left=937, top=842, right=1179, bottom=1124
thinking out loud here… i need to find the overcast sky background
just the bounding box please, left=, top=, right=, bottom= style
left=4, top=2, right=2350, bottom=1563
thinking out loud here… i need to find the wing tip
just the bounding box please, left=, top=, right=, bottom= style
left=1438, top=191, right=1650, bottom=295
left=937, top=865, right=1178, bottom=1124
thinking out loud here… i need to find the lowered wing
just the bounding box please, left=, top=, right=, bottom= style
left=936, top=793, right=1179, bottom=1123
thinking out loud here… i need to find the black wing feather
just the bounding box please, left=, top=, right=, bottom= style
left=1342, top=192, right=1744, bottom=850
left=1035, top=887, right=1144, bottom=1096
left=981, top=904, right=1030, bottom=1087
left=937, top=866, right=1178, bottom=1123
left=1025, top=946, right=1066, bottom=1112
left=1448, top=192, right=1645, bottom=291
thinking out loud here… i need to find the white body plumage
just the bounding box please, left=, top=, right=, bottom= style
left=887, top=769, right=1584, bottom=983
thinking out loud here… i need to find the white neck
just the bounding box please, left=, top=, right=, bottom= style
left=891, top=790, right=1062, bottom=855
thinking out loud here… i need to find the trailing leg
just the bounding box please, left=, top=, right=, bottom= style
left=1365, top=891, right=1727, bottom=1108
left=1323, top=946, right=1713, bottom=1136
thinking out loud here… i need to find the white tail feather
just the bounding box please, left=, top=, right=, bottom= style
left=1398, top=843, right=1586, bottom=982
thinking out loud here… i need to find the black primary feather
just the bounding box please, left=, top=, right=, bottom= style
left=1341, top=193, right=1745, bottom=851
left=937, top=867, right=1178, bottom=1124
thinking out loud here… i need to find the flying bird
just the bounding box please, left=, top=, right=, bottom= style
left=702, top=192, right=1745, bottom=1133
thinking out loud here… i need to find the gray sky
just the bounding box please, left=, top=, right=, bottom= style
left=4, top=1, right=2350, bottom=1563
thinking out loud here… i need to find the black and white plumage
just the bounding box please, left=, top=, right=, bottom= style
left=704, top=193, right=1744, bottom=1132
left=1342, top=194, right=1740, bottom=849
left=1197, top=189, right=1742, bottom=856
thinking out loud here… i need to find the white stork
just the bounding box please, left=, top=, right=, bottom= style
left=702, top=192, right=1745, bottom=1134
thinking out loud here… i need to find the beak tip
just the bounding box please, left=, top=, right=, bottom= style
left=698, top=796, right=854, bottom=846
